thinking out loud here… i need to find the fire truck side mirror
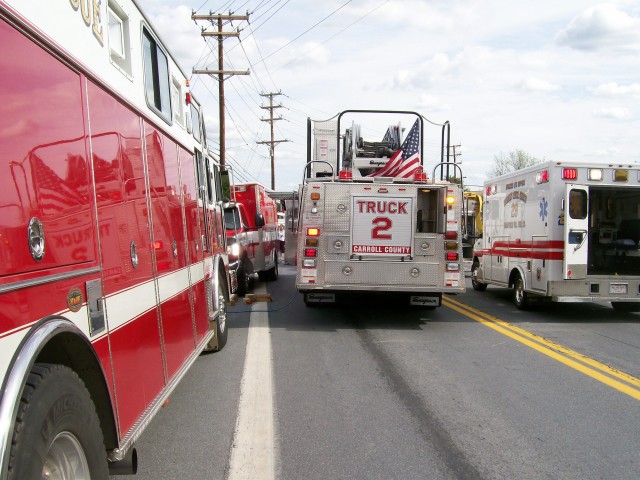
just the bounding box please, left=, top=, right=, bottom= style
left=255, top=213, right=265, bottom=228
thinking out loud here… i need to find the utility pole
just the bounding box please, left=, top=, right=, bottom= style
left=192, top=12, right=249, bottom=168
left=257, top=92, right=289, bottom=189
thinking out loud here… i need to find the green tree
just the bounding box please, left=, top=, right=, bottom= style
left=489, top=149, right=540, bottom=177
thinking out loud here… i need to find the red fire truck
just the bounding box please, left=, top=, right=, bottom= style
left=0, top=1, right=231, bottom=477
left=224, top=183, right=279, bottom=295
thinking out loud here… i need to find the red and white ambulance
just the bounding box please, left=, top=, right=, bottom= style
left=471, top=161, right=640, bottom=311
left=224, top=183, right=279, bottom=295
left=0, top=1, right=231, bottom=477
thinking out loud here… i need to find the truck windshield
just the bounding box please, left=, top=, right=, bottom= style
left=224, top=208, right=242, bottom=230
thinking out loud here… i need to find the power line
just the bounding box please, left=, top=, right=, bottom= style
left=253, top=0, right=354, bottom=66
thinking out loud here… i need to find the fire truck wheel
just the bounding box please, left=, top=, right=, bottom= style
left=471, top=262, right=487, bottom=291
left=611, top=302, right=640, bottom=312
left=8, top=363, right=108, bottom=480
left=237, top=266, right=249, bottom=296
left=259, top=251, right=279, bottom=282
left=513, top=274, right=529, bottom=310
left=215, top=273, right=228, bottom=350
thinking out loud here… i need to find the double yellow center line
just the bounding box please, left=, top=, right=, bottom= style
left=442, top=296, right=640, bottom=401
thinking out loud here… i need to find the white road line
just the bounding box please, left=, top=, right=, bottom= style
left=228, top=285, right=275, bottom=480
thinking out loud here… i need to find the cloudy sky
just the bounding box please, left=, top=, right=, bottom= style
left=135, top=0, right=640, bottom=190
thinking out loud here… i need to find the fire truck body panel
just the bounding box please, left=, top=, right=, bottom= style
left=1, top=0, right=230, bottom=475
left=297, top=182, right=464, bottom=301
left=473, top=161, right=640, bottom=308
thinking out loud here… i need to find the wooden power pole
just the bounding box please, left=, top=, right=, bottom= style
left=191, top=12, right=249, bottom=168
left=257, top=92, right=289, bottom=189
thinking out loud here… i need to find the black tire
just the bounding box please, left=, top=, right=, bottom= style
left=611, top=302, right=640, bottom=313
left=8, top=363, right=108, bottom=480
left=471, top=262, right=487, bottom=291
left=258, top=251, right=279, bottom=282
left=513, top=274, right=529, bottom=310
left=236, top=265, right=249, bottom=296
left=215, top=273, right=228, bottom=350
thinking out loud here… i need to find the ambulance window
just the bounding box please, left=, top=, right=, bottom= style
left=568, top=190, right=587, bottom=219
left=142, top=28, right=172, bottom=122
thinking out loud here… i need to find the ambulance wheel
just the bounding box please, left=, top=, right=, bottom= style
left=471, top=262, right=487, bottom=291
left=8, top=363, right=108, bottom=480
left=513, top=274, right=529, bottom=310
left=611, top=302, right=640, bottom=313
left=237, top=266, right=249, bottom=296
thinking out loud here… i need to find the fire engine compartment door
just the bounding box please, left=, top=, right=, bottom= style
left=564, top=185, right=589, bottom=279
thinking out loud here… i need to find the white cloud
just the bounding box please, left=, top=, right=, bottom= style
left=518, top=78, right=560, bottom=93
left=589, top=82, right=640, bottom=98
left=556, top=3, right=640, bottom=52
left=593, top=106, right=632, bottom=119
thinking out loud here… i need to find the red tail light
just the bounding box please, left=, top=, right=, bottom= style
left=304, top=248, right=317, bottom=257
left=339, top=169, right=353, bottom=181
left=413, top=167, right=427, bottom=183
left=445, top=231, right=457, bottom=240
left=446, top=252, right=459, bottom=261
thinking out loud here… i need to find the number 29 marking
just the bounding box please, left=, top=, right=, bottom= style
left=372, top=217, right=392, bottom=239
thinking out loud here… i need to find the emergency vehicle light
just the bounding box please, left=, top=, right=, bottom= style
left=588, top=169, right=602, bottom=181
left=446, top=196, right=455, bottom=205
left=339, top=169, right=353, bottom=181
left=446, top=252, right=459, bottom=261
left=413, top=167, right=427, bottom=183
left=310, top=192, right=321, bottom=201
left=445, top=241, right=458, bottom=250
left=306, top=227, right=320, bottom=236
left=304, top=248, right=317, bottom=257
left=485, top=186, right=492, bottom=196
left=185, top=92, right=191, bottom=104
left=562, top=168, right=578, bottom=180
left=535, top=170, right=549, bottom=184
left=614, top=169, right=628, bottom=182
left=445, top=231, right=457, bottom=240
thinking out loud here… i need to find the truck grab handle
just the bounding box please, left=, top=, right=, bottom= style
left=302, top=160, right=334, bottom=182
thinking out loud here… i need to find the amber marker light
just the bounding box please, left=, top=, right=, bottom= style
left=306, top=227, right=320, bottom=236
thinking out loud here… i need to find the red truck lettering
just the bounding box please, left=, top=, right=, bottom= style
left=356, top=200, right=408, bottom=215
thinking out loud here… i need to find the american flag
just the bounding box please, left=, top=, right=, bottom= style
left=31, top=154, right=87, bottom=216
left=369, top=119, right=421, bottom=178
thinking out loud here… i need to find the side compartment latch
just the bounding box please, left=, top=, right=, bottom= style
left=86, top=279, right=105, bottom=336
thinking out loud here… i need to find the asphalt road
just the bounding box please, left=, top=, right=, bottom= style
left=117, top=264, right=640, bottom=480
